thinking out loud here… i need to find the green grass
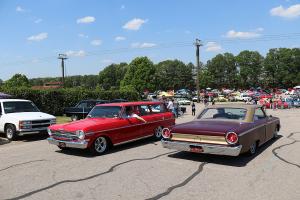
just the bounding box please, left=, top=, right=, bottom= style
left=56, top=116, right=71, bottom=124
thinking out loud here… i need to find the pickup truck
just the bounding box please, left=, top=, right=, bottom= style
left=64, top=100, right=109, bottom=121
left=0, top=99, right=56, bottom=140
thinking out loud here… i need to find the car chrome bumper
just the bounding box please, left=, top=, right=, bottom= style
left=18, top=128, right=48, bottom=135
left=47, top=137, right=88, bottom=149
left=161, top=139, right=242, bottom=156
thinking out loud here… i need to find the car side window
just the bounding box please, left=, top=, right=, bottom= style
left=254, top=108, right=266, bottom=121
left=150, top=104, right=166, bottom=113
left=0, top=103, right=2, bottom=115
left=138, top=105, right=151, bottom=116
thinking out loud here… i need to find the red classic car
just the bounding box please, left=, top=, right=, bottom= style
left=162, top=104, right=280, bottom=156
left=47, top=101, right=175, bottom=155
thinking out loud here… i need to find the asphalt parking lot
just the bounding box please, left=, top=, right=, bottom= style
left=0, top=103, right=299, bottom=200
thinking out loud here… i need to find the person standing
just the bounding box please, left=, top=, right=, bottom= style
left=173, top=99, right=179, bottom=118
left=191, top=102, right=196, bottom=116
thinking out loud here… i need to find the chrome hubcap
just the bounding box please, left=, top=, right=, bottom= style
left=250, top=143, right=257, bottom=154
left=6, top=128, right=13, bottom=139
left=155, top=127, right=163, bottom=138
left=94, top=137, right=107, bottom=153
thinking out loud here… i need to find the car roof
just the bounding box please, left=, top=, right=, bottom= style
left=97, top=101, right=161, bottom=107
left=206, top=104, right=262, bottom=109
left=0, top=99, right=31, bottom=102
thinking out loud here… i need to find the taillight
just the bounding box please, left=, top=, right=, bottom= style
left=162, top=128, right=172, bottom=139
left=225, top=132, right=238, bottom=144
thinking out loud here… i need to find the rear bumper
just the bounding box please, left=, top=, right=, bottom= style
left=47, top=137, right=88, bottom=149
left=161, top=139, right=242, bottom=156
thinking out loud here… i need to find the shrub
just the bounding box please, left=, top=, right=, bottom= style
left=0, top=87, right=140, bottom=115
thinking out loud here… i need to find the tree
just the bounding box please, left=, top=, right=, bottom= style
left=5, top=74, right=31, bottom=88
left=121, top=57, right=156, bottom=93
left=263, top=48, right=300, bottom=88
left=154, top=60, right=194, bottom=91
left=99, top=63, right=128, bottom=90
left=236, top=50, right=264, bottom=88
left=206, top=53, right=238, bottom=89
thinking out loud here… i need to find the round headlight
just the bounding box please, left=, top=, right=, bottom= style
left=76, top=130, right=85, bottom=140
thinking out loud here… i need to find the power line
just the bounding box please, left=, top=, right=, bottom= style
left=1, top=32, right=300, bottom=67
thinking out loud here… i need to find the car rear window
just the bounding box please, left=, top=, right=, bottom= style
left=198, top=108, right=247, bottom=120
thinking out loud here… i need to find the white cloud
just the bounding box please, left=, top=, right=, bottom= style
left=16, top=6, right=25, bottom=12
left=34, top=18, right=43, bottom=24
left=131, top=42, right=157, bottom=48
left=121, top=5, right=125, bottom=10
left=225, top=29, right=261, bottom=39
left=115, top=36, right=126, bottom=41
left=65, top=50, right=86, bottom=57
left=78, top=33, right=88, bottom=38
left=27, top=32, right=48, bottom=42
left=205, top=42, right=222, bottom=52
left=90, top=39, right=102, bottom=46
left=77, top=16, right=96, bottom=24
left=270, top=4, right=300, bottom=18
left=123, top=18, right=147, bottom=30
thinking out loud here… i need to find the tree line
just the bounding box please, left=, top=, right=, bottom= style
left=1, top=48, right=299, bottom=92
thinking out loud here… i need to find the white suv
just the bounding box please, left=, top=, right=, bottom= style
left=0, top=99, right=56, bottom=140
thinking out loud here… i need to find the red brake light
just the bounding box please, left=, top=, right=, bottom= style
left=225, top=132, right=238, bottom=144
left=162, top=128, right=171, bottom=139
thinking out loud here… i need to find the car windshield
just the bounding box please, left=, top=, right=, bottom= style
left=88, top=106, right=121, bottom=118
left=3, top=101, right=40, bottom=113
left=197, top=108, right=247, bottom=120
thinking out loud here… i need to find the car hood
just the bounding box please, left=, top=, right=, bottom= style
left=171, top=120, right=242, bottom=136
left=49, top=118, right=116, bottom=132
left=5, top=112, right=55, bottom=121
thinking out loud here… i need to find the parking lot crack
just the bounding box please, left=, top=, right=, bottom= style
left=145, top=162, right=208, bottom=200
left=0, top=160, right=47, bottom=173
left=5, top=151, right=177, bottom=200
left=272, top=132, right=300, bottom=169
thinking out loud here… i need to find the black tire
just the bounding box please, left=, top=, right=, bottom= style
left=90, top=136, right=109, bottom=155
left=153, top=126, right=163, bottom=140
left=5, top=124, right=17, bottom=141
left=57, top=146, right=69, bottom=150
left=248, top=141, right=258, bottom=156
left=71, top=115, right=78, bottom=121
left=273, top=128, right=279, bottom=139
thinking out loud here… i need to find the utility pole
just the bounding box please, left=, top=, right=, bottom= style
left=58, top=54, right=68, bottom=87
left=194, top=39, right=202, bottom=103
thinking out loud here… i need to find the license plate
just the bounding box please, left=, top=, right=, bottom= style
left=58, top=142, right=66, bottom=148
left=190, top=146, right=203, bottom=153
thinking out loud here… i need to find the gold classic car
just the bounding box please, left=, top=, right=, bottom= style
left=161, top=104, right=280, bottom=156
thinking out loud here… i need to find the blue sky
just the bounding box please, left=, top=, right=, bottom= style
left=0, top=0, right=300, bottom=80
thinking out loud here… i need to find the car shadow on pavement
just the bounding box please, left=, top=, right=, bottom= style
left=168, top=136, right=282, bottom=167
left=15, top=134, right=49, bottom=142
left=0, top=137, right=10, bottom=145
left=55, top=137, right=159, bottom=157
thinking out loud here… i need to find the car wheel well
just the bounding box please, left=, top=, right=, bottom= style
left=4, top=123, right=15, bottom=131
left=93, top=135, right=113, bottom=147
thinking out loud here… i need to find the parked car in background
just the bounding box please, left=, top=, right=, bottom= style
left=215, top=95, right=228, bottom=102
left=48, top=101, right=175, bottom=155
left=64, top=99, right=109, bottom=121
left=161, top=104, right=280, bottom=156
left=235, top=94, right=252, bottom=102
left=177, top=98, right=191, bottom=105
left=110, top=99, right=128, bottom=103
left=0, top=99, right=56, bottom=140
